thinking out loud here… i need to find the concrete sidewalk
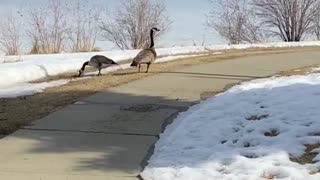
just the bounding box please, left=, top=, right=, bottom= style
left=1, top=51, right=320, bottom=180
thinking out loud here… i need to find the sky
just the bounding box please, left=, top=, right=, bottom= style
left=0, top=0, right=223, bottom=50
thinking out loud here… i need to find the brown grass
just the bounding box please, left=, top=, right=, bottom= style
left=1, top=47, right=320, bottom=136
left=291, top=144, right=320, bottom=165
left=278, top=65, right=319, bottom=76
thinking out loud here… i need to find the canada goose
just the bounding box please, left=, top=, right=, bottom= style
left=130, top=27, right=160, bottom=73
left=78, top=55, right=118, bottom=77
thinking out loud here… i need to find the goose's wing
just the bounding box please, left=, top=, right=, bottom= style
left=133, top=49, right=156, bottom=64
left=95, top=55, right=115, bottom=64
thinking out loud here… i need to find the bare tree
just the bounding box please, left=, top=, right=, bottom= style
left=28, top=0, right=69, bottom=54
left=207, top=0, right=265, bottom=44
left=0, top=14, right=23, bottom=55
left=254, top=0, right=320, bottom=42
left=313, top=7, right=320, bottom=40
left=100, top=0, right=171, bottom=50
left=68, top=0, right=101, bottom=52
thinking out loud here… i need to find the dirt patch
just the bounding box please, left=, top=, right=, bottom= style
left=290, top=144, right=320, bottom=165
left=246, top=114, right=269, bottom=121
left=1, top=47, right=320, bottom=136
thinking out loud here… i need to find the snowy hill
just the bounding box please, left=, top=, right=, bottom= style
left=142, top=72, right=320, bottom=180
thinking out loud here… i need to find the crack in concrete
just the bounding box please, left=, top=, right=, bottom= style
left=22, top=127, right=158, bottom=137
left=74, top=100, right=191, bottom=111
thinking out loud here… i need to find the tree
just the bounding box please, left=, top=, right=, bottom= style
left=313, top=7, right=320, bottom=40
left=28, top=0, right=69, bottom=54
left=206, top=0, right=265, bottom=44
left=68, top=0, right=101, bottom=52
left=254, top=0, right=320, bottom=42
left=0, top=14, right=23, bottom=55
left=100, top=0, right=171, bottom=50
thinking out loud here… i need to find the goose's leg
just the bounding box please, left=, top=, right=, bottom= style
left=138, top=64, right=141, bottom=73
left=146, top=63, right=151, bottom=73
left=97, top=69, right=102, bottom=76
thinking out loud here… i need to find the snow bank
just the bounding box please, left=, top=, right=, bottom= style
left=142, top=73, right=320, bottom=180
left=0, top=53, right=4, bottom=63
left=1, top=54, right=210, bottom=98
left=3, top=46, right=213, bottom=64
left=1, top=41, right=319, bottom=93
left=205, top=41, right=320, bottom=51
left=0, top=47, right=213, bottom=89
left=155, top=54, right=209, bottom=63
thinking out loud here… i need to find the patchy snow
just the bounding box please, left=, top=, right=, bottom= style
left=156, top=53, right=215, bottom=63
left=0, top=80, right=69, bottom=98
left=142, top=73, right=320, bottom=180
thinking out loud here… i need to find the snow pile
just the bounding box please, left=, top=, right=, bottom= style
left=0, top=58, right=83, bottom=88
left=142, top=73, right=320, bottom=180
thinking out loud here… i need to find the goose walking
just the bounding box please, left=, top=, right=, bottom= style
left=130, top=27, right=160, bottom=73
left=79, top=55, right=118, bottom=77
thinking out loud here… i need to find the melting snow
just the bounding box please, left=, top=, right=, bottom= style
left=142, top=73, right=320, bottom=180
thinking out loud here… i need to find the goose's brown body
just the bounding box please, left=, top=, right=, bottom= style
left=79, top=55, right=118, bottom=76
left=131, top=27, right=160, bottom=73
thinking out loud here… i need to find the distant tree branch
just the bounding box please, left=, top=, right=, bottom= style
left=0, top=14, right=23, bottom=55
left=253, top=0, right=320, bottom=42
left=68, top=0, right=101, bottom=52
left=206, top=0, right=265, bottom=44
left=28, top=0, right=69, bottom=54
left=100, top=0, right=171, bottom=50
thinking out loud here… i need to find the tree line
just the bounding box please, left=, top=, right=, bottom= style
left=0, top=0, right=170, bottom=55
left=2, top=0, right=318, bottom=56
left=206, top=0, right=320, bottom=44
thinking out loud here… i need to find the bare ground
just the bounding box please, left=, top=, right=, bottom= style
left=1, top=47, right=320, bottom=136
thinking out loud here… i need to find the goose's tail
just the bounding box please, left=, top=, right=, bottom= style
left=112, top=60, right=119, bottom=65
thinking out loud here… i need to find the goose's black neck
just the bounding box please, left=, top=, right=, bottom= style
left=81, top=61, right=89, bottom=70
left=149, top=29, right=155, bottom=48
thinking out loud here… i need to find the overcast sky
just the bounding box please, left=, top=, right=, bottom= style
left=0, top=0, right=223, bottom=49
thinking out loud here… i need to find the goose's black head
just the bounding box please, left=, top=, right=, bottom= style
left=152, top=27, right=160, bottom=32
left=78, top=69, right=84, bottom=77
